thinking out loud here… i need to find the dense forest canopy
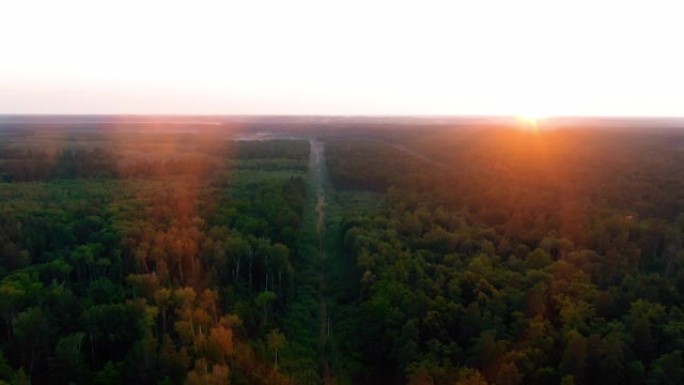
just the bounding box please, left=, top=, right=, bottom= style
left=0, top=120, right=684, bottom=385
left=326, top=126, right=684, bottom=385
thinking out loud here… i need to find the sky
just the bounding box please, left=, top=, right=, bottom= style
left=1, top=0, right=683, bottom=116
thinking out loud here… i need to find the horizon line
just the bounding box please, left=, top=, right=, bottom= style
left=3, top=113, right=684, bottom=120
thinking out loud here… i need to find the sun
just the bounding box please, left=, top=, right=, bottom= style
left=518, top=112, right=547, bottom=123
left=516, top=113, right=547, bottom=132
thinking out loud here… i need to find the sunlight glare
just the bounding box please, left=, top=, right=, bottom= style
left=516, top=114, right=545, bottom=132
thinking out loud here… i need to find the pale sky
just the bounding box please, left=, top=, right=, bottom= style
left=1, top=0, right=683, bottom=116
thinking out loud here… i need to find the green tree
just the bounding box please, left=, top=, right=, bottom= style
left=267, top=328, right=286, bottom=372
left=50, top=332, right=87, bottom=384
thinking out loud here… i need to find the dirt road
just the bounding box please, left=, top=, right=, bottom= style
left=310, top=139, right=331, bottom=384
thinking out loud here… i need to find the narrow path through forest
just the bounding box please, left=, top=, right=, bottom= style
left=309, top=139, right=332, bottom=384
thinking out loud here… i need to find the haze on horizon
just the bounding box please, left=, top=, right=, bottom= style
left=2, top=0, right=683, bottom=117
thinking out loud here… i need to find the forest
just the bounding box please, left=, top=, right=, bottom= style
left=1, top=120, right=684, bottom=385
